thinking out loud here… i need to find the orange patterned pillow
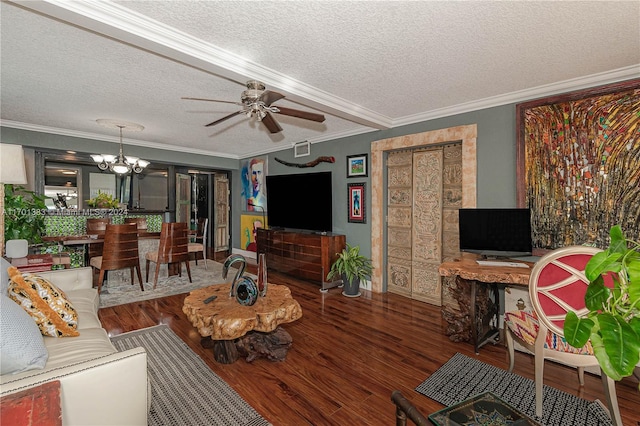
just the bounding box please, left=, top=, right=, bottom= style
left=7, top=267, right=79, bottom=337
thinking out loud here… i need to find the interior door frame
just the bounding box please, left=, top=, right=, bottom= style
left=371, top=124, right=478, bottom=293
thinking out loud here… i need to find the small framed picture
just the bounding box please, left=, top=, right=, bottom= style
left=294, top=141, right=310, bottom=158
left=346, top=153, right=368, bottom=178
left=347, top=183, right=366, bottom=223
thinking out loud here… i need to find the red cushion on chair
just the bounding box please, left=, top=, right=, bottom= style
left=535, top=253, right=593, bottom=330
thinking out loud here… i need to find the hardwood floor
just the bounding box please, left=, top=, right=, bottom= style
left=98, top=269, right=640, bottom=425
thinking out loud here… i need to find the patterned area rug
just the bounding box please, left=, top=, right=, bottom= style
left=99, top=260, right=245, bottom=308
left=111, top=325, right=271, bottom=426
left=415, top=353, right=612, bottom=426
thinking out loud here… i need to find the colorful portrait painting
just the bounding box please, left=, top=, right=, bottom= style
left=241, top=157, right=267, bottom=212
left=348, top=183, right=366, bottom=223
left=241, top=214, right=267, bottom=252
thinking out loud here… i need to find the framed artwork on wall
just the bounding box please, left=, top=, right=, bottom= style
left=516, top=79, right=640, bottom=249
left=241, top=156, right=267, bottom=212
left=240, top=214, right=267, bottom=252
left=348, top=183, right=366, bottom=223
left=346, top=153, right=368, bottom=178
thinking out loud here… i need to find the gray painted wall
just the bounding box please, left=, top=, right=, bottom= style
left=2, top=102, right=518, bottom=259
left=249, top=103, right=518, bottom=259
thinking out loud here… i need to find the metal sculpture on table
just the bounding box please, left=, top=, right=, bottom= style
left=222, top=254, right=259, bottom=306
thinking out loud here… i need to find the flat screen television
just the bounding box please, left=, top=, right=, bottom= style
left=266, top=171, right=332, bottom=233
left=458, top=208, right=532, bottom=258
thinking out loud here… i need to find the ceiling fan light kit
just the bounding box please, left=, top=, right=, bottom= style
left=183, top=80, right=325, bottom=134
left=92, top=119, right=149, bottom=174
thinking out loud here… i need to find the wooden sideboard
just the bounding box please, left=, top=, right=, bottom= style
left=257, top=229, right=345, bottom=288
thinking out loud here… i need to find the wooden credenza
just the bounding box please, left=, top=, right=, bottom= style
left=257, top=229, right=346, bottom=287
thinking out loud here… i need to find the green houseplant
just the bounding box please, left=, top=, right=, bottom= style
left=3, top=184, right=48, bottom=245
left=327, top=243, right=373, bottom=297
left=86, top=191, right=120, bottom=209
left=564, top=225, right=640, bottom=381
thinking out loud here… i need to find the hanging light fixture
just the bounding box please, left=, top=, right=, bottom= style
left=91, top=119, right=149, bottom=174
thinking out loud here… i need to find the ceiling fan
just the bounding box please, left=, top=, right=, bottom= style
left=182, top=80, right=326, bottom=134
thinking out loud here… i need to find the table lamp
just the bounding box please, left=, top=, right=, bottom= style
left=0, top=144, right=28, bottom=257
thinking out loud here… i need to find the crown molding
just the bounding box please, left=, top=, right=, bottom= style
left=394, top=65, right=640, bottom=127
left=0, top=120, right=238, bottom=159
left=13, top=0, right=391, bottom=130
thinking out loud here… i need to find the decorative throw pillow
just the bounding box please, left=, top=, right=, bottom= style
left=504, top=309, right=593, bottom=355
left=1, top=256, right=12, bottom=296
left=7, top=267, right=79, bottom=337
left=0, top=295, right=48, bottom=375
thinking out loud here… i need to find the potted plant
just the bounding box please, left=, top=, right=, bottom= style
left=327, top=243, right=373, bottom=297
left=3, top=184, right=48, bottom=245
left=564, top=225, right=640, bottom=381
left=87, top=191, right=119, bottom=209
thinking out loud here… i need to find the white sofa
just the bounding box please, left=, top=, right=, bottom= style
left=0, top=265, right=149, bottom=426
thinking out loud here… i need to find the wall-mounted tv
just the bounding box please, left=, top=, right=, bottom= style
left=266, top=171, right=332, bottom=233
left=459, top=208, right=532, bottom=258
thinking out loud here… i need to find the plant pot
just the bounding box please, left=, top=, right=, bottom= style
left=341, top=274, right=361, bottom=298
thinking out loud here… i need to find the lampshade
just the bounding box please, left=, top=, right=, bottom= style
left=0, top=144, right=27, bottom=184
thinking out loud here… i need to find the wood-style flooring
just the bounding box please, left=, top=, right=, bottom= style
left=98, top=265, right=640, bottom=426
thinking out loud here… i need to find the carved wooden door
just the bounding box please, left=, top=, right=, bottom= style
left=386, top=151, right=414, bottom=298
left=176, top=173, right=191, bottom=224
left=214, top=175, right=230, bottom=252
left=386, top=143, right=462, bottom=306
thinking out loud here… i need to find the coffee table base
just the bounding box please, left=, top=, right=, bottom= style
left=201, top=327, right=293, bottom=364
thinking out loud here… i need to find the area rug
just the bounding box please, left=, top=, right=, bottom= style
left=99, top=260, right=247, bottom=308
left=415, top=352, right=612, bottom=426
left=111, top=324, right=271, bottom=426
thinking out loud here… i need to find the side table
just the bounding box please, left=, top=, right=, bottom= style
left=0, top=380, right=62, bottom=426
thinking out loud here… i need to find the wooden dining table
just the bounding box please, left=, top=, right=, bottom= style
left=42, top=232, right=161, bottom=268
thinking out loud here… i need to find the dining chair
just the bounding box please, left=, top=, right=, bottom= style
left=89, top=223, right=143, bottom=294
left=124, top=217, right=147, bottom=231
left=145, top=222, right=192, bottom=288
left=188, top=218, right=208, bottom=269
left=504, top=245, right=621, bottom=425
left=85, top=217, right=110, bottom=259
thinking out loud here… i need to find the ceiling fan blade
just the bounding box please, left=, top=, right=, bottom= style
left=275, top=106, right=326, bottom=123
left=259, top=90, right=285, bottom=106
left=205, top=110, right=245, bottom=127
left=182, top=97, right=243, bottom=106
left=261, top=111, right=283, bottom=133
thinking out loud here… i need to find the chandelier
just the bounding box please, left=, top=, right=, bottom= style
left=91, top=119, right=149, bottom=174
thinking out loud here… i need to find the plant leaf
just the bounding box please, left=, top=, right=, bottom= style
left=584, top=277, right=610, bottom=312
left=563, top=311, right=593, bottom=348
left=596, top=313, right=640, bottom=379
left=608, top=225, right=627, bottom=256
left=585, top=251, right=621, bottom=282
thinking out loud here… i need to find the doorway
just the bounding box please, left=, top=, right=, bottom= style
left=371, top=124, right=478, bottom=297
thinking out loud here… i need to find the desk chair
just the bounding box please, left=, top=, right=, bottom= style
left=504, top=246, right=621, bottom=425
left=188, top=218, right=208, bottom=269
left=89, top=223, right=143, bottom=294
left=145, top=222, right=192, bottom=289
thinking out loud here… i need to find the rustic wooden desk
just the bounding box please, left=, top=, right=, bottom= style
left=183, top=283, right=303, bottom=363
left=438, top=253, right=533, bottom=354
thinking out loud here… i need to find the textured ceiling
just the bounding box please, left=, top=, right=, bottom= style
left=1, top=1, right=639, bottom=159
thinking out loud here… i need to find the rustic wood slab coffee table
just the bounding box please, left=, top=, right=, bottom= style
left=183, top=283, right=303, bottom=363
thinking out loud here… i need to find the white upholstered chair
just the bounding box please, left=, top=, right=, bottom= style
left=504, top=245, right=622, bottom=426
